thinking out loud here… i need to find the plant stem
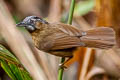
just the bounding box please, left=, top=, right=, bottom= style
left=58, top=58, right=65, bottom=80
left=58, top=0, right=75, bottom=80
left=67, top=0, right=75, bottom=24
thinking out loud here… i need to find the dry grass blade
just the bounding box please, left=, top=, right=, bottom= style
left=48, top=0, right=62, bottom=22
left=95, top=49, right=120, bottom=78
left=0, top=1, right=46, bottom=80
left=79, top=48, right=92, bottom=80
left=85, top=66, right=105, bottom=80
left=13, top=0, right=41, bottom=17
left=35, top=49, right=57, bottom=80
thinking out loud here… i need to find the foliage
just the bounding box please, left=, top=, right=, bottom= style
left=0, top=45, right=32, bottom=80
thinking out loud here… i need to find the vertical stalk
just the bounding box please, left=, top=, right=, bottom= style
left=58, top=0, right=75, bottom=80
left=58, top=58, right=65, bottom=80
left=67, top=0, right=75, bottom=24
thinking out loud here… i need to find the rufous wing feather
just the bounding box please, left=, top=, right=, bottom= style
left=80, top=27, right=116, bottom=49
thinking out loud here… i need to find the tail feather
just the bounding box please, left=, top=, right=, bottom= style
left=81, top=27, right=116, bottom=49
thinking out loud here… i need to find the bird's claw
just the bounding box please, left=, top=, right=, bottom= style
left=59, top=63, right=67, bottom=69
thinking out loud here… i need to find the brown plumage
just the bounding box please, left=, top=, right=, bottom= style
left=17, top=16, right=116, bottom=57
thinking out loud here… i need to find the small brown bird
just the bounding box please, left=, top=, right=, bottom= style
left=17, top=16, right=116, bottom=57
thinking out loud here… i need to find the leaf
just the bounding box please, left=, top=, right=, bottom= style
left=0, top=44, right=20, bottom=64
left=8, top=63, right=24, bottom=80
left=21, top=69, right=32, bottom=80
left=0, top=45, right=32, bottom=80
left=1, top=60, right=17, bottom=80
left=74, top=0, right=94, bottom=16
left=9, top=63, right=32, bottom=80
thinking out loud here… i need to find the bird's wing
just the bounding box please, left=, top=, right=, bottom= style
left=56, top=23, right=86, bottom=37
left=47, top=23, right=86, bottom=50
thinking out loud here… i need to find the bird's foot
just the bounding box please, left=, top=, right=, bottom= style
left=59, top=63, right=67, bottom=69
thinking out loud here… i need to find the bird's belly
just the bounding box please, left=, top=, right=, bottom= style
left=48, top=48, right=76, bottom=57
left=49, top=51, right=73, bottom=57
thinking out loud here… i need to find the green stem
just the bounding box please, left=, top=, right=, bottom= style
left=58, top=0, right=75, bottom=80
left=67, top=0, right=75, bottom=24
left=58, top=58, right=65, bottom=80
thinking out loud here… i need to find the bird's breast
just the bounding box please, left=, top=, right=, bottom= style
left=31, top=28, right=56, bottom=50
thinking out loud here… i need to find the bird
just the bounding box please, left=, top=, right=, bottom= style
left=17, top=16, right=116, bottom=67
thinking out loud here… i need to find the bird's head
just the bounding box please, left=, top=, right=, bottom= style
left=16, top=16, right=48, bottom=32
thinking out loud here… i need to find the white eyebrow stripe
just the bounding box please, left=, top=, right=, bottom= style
left=23, top=16, right=36, bottom=22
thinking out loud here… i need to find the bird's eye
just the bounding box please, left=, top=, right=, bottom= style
left=30, top=20, right=33, bottom=23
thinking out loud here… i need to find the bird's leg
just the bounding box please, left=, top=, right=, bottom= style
left=59, top=56, right=74, bottom=69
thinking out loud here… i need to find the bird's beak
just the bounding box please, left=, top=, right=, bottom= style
left=16, top=22, right=26, bottom=27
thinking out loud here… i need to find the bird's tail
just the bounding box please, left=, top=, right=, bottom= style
left=81, top=27, right=116, bottom=49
